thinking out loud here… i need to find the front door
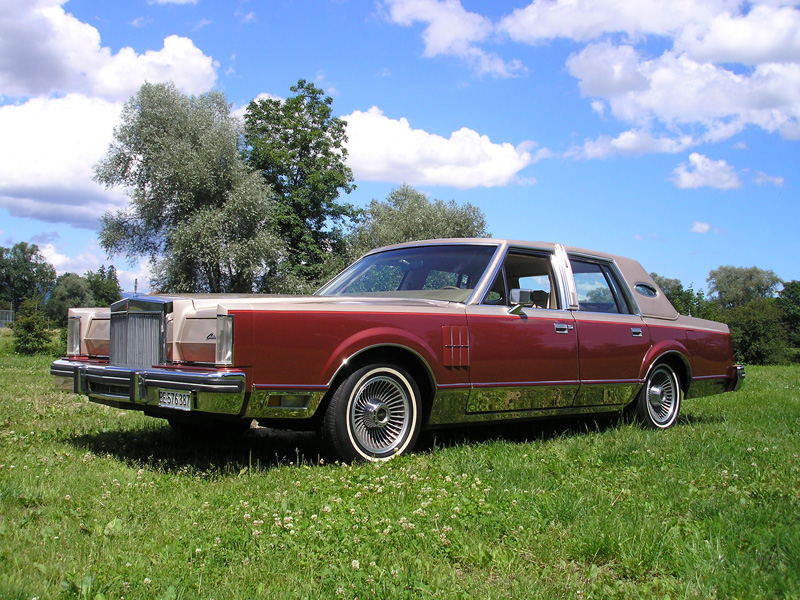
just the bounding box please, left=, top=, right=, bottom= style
left=466, top=249, right=580, bottom=413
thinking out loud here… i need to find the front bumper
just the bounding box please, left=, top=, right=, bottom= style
left=51, top=359, right=325, bottom=420
left=51, top=359, right=247, bottom=416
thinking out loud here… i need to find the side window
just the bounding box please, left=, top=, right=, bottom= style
left=570, top=259, right=631, bottom=314
left=483, top=251, right=558, bottom=309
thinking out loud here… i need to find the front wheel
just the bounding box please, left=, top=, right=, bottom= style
left=322, top=364, right=422, bottom=462
left=636, top=363, right=681, bottom=429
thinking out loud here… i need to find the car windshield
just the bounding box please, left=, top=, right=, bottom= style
left=316, top=244, right=498, bottom=302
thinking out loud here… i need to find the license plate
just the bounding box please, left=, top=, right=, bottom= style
left=158, top=390, right=192, bottom=411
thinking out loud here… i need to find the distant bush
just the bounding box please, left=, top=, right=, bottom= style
left=12, top=298, right=51, bottom=355
left=722, top=298, right=791, bottom=365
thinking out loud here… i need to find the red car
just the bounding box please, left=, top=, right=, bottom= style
left=52, top=239, right=744, bottom=461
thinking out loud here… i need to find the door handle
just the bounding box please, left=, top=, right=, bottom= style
left=554, top=323, right=574, bottom=334
left=631, top=327, right=643, bottom=337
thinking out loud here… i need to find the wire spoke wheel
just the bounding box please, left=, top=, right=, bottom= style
left=350, top=375, right=411, bottom=454
left=637, top=363, right=681, bottom=429
left=324, top=364, right=421, bottom=462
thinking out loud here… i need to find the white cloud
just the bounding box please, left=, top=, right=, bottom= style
left=0, top=0, right=221, bottom=235
left=0, top=0, right=217, bottom=100
left=671, top=153, right=741, bottom=190
left=344, top=106, right=536, bottom=187
left=754, top=171, right=786, bottom=186
left=236, top=10, right=257, bottom=24
left=578, top=129, right=695, bottom=158
left=567, top=43, right=648, bottom=97
left=675, top=5, right=800, bottom=65
left=381, top=0, right=525, bottom=77
left=0, top=94, right=127, bottom=229
left=383, top=1, right=800, bottom=151
left=568, top=45, right=800, bottom=142
left=498, top=0, right=732, bottom=44
left=691, top=221, right=711, bottom=234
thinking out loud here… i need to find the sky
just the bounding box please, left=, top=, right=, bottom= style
left=1, top=0, right=798, bottom=295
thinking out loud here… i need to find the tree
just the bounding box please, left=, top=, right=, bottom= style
left=95, top=82, right=285, bottom=293
left=722, top=298, right=790, bottom=365
left=776, top=280, right=800, bottom=347
left=707, top=265, right=782, bottom=310
left=349, top=184, right=490, bottom=259
left=13, top=298, right=51, bottom=355
left=85, top=266, right=122, bottom=306
left=46, top=273, right=94, bottom=327
left=0, top=242, right=56, bottom=309
left=244, top=79, right=359, bottom=288
left=650, top=273, right=721, bottom=321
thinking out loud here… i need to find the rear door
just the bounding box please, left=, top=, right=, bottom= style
left=568, top=256, right=650, bottom=407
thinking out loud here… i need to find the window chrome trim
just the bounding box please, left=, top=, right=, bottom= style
left=479, top=244, right=564, bottom=309
left=565, top=252, right=641, bottom=316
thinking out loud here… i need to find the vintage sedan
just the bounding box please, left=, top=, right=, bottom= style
left=51, top=239, right=744, bottom=461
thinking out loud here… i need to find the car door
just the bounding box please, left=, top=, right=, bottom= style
left=568, top=256, right=651, bottom=407
left=465, top=249, right=579, bottom=413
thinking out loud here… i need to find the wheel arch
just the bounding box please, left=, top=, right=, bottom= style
left=643, top=350, right=692, bottom=395
left=322, top=344, right=437, bottom=422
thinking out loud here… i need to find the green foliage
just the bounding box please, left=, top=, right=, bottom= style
left=722, top=298, right=791, bottom=365
left=707, top=265, right=782, bottom=310
left=244, top=79, right=358, bottom=288
left=776, top=280, right=800, bottom=347
left=650, top=273, right=721, bottom=320
left=45, top=273, right=94, bottom=328
left=12, top=298, right=51, bottom=355
left=85, top=265, right=122, bottom=306
left=349, top=184, right=490, bottom=258
left=0, top=242, right=56, bottom=308
left=95, top=82, right=284, bottom=293
left=1, top=356, right=799, bottom=598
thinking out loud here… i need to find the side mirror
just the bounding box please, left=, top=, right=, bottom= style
left=509, top=288, right=533, bottom=315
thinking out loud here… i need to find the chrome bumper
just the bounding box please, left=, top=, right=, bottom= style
left=727, top=364, right=746, bottom=392
left=51, top=359, right=247, bottom=416
left=51, top=359, right=325, bottom=419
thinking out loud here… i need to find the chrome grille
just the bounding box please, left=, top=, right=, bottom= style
left=109, top=297, right=172, bottom=367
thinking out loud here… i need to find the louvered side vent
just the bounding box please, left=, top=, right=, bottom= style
left=110, top=312, right=164, bottom=367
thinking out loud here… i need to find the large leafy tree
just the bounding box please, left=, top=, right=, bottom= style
left=722, top=298, right=791, bottom=365
left=776, top=280, right=800, bottom=347
left=46, top=273, right=94, bottom=327
left=95, top=82, right=284, bottom=293
left=0, top=242, right=56, bottom=309
left=244, top=79, right=358, bottom=288
left=85, top=266, right=122, bottom=306
left=707, top=265, right=782, bottom=310
left=349, top=184, right=490, bottom=259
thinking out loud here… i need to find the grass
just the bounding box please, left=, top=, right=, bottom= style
left=1, top=326, right=799, bottom=599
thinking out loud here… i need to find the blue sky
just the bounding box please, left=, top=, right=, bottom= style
left=1, top=0, right=798, bottom=294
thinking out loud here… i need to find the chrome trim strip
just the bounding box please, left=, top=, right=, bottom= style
left=554, top=244, right=578, bottom=310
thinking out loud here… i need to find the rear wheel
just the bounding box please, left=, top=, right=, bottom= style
left=636, top=363, right=681, bottom=429
left=323, top=364, right=421, bottom=462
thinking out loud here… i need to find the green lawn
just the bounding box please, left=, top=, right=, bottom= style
left=1, top=328, right=798, bottom=599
